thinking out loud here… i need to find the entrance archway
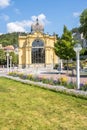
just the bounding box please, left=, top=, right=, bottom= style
left=32, top=39, right=45, bottom=64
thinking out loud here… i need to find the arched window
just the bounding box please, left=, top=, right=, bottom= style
left=32, top=39, right=45, bottom=63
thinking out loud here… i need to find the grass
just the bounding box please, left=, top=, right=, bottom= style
left=0, top=77, right=87, bottom=130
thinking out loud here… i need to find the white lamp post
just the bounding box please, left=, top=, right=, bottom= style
left=60, top=59, right=63, bottom=73
left=74, top=43, right=82, bottom=89
left=6, top=52, right=9, bottom=71
left=51, top=55, right=53, bottom=69
left=10, top=56, right=12, bottom=70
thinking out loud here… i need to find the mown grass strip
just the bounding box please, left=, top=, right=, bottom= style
left=0, top=77, right=87, bottom=130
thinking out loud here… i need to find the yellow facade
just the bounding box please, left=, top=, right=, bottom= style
left=18, top=19, right=58, bottom=68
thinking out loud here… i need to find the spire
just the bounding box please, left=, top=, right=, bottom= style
left=36, top=18, right=39, bottom=22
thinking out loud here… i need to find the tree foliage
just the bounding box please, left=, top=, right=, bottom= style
left=71, top=27, right=80, bottom=34
left=0, top=49, right=6, bottom=65
left=10, top=52, right=18, bottom=66
left=0, top=32, right=18, bottom=47
left=79, top=8, right=87, bottom=39
left=0, top=32, right=27, bottom=47
left=54, top=25, right=76, bottom=61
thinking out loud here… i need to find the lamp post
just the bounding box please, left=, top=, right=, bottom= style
left=51, top=55, right=53, bottom=69
left=74, top=43, right=82, bottom=89
left=10, top=56, right=12, bottom=70
left=6, top=51, right=9, bottom=71
left=60, top=59, right=63, bottom=73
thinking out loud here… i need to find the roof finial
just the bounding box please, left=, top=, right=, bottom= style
left=36, top=17, right=39, bottom=25
left=36, top=17, right=38, bottom=22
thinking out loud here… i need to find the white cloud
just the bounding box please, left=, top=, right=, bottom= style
left=7, top=22, right=25, bottom=32
left=31, top=14, right=46, bottom=21
left=7, top=14, right=50, bottom=33
left=31, top=14, right=50, bottom=25
left=38, top=14, right=46, bottom=21
left=7, top=20, right=32, bottom=33
left=0, top=0, right=11, bottom=8
left=0, top=14, right=9, bottom=21
left=73, top=12, right=81, bottom=18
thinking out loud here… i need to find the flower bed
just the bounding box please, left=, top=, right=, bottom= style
left=9, top=71, right=87, bottom=91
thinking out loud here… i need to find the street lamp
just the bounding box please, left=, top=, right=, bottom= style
left=74, top=43, right=82, bottom=89
left=10, top=56, right=12, bottom=70
left=60, top=59, right=63, bottom=73
left=51, top=55, right=53, bottom=69
left=6, top=51, right=9, bottom=71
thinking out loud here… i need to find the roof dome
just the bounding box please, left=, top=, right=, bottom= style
left=31, top=18, right=44, bottom=33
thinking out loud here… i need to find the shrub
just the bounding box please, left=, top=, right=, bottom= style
left=66, top=82, right=77, bottom=89
left=80, top=82, right=87, bottom=91
left=9, top=72, right=18, bottom=77
left=18, top=73, right=24, bottom=79
left=58, top=76, right=68, bottom=85
left=27, top=74, right=33, bottom=80
left=42, top=76, right=49, bottom=84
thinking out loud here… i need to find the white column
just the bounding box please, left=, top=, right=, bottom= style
left=6, top=52, right=9, bottom=71
left=74, top=43, right=82, bottom=90
left=10, top=56, right=12, bottom=70
left=60, top=59, right=63, bottom=73
left=76, top=52, right=80, bottom=89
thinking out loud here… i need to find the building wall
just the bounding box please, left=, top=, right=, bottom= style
left=18, top=32, right=58, bottom=68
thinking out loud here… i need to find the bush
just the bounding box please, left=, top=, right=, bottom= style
left=9, top=72, right=19, bottom=77
left=58, top=76, right=68, bottom=85
left=19, top=73, right=24, bottom=79
left=66, top=82, right=77, bottom=89
left=27, top=74, right=33, bottom=80
left=80, top=83, right=87, bottom=91
left=53, top=64, right=59, bottom=69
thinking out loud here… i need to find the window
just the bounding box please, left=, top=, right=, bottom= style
left=32, top=39, right=45, bottom=63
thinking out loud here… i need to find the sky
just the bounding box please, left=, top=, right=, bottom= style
left=0, top=0, right=87, bottom=36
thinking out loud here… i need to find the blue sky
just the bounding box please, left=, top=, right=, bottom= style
left=0, top=0, right=87, bottom=36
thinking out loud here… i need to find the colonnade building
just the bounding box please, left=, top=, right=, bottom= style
left=18, top=19, right=58, bottom=68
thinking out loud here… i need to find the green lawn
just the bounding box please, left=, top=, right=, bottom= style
left=0, top=77, right=87, bottom=130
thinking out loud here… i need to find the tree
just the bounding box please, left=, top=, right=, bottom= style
left=0, top=32, right=20, bottom=47
left=54, top=25, right=76, bottom=70
left=0, top=49, right=6, bottom=65
left=71, top=27, right=80, bottom=33
left=79, top=8, right=87, bottom=39
left=10, top=52, right=18, bottom=66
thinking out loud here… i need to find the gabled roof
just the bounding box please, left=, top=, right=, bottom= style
left=4, top=45, right=14, bottom=51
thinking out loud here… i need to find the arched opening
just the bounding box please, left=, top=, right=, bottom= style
left=32, top=39, right=45, bottom=64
